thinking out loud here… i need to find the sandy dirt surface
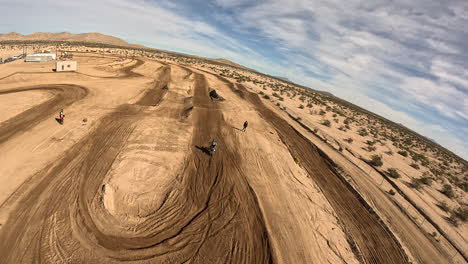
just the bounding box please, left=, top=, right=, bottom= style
left=0, top=89, right=53, bottom=123
left=189, top=61, right=467, bottom=263
left=0, top=49, right=455, bottom=263
left=231, top=79, right=468, bottom=262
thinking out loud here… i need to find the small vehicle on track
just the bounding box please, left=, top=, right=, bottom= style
left=209, top=89, right=224, bottom=101
left=209, top=139, right=217, bottom=155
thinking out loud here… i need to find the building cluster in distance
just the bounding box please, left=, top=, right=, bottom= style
left=0, top=49, right=76, bottom=72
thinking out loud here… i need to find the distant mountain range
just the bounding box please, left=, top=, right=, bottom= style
left=0, top=32, right=147, bottom=49
left=0, top=32, right=252, bottom=71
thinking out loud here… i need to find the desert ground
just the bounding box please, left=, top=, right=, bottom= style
left=0, top=43, right=466, bottom=264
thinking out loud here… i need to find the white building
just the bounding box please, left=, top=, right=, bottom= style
left=25, top=53, right=56, bottom=62
left=56, top=61, right=77, bottom=72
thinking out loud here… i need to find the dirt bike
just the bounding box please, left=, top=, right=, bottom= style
left=209, top=141, right=217, bottom=155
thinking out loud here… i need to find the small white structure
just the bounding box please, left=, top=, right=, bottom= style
left=25, top=53, right=56, bottom=62
left=56, top=61, right=77, bottom=72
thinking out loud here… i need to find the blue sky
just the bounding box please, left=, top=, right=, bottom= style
left=1, top=0, right=467, bottom=159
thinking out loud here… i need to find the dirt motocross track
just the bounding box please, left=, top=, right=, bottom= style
left=0, top=54, right=447, bottom=264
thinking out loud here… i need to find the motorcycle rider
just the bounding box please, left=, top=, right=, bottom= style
left=59, top=109, right=65, bottom=124
left=209, top=139, right=217, bottom=155
left=242, top=120, right=248, bottom=132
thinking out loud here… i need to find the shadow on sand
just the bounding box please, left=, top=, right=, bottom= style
left=195, top=145, right=212, bottom=156
left=55, top=118, right=63, bottom=125
left=229, top=125, right=243, bottom=131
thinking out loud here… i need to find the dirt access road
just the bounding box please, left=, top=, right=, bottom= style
left=0, top=53, right=434, bottom=263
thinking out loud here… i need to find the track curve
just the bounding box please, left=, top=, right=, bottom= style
left=0, top=85, right=89, bottom=145
left=0, top=67, right=272, bottom=263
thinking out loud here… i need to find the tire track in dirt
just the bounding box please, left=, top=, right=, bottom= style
left=0, top=64, right=170, bottom=263
left=220, top=80, right=408, bottom=263
left=0, top=68, right=272, bottom=263
left=0, top=85, right=88, bottom=145
left=136, top=65, right=170, bottom=106
left=0, top=56, right=147, bottom=145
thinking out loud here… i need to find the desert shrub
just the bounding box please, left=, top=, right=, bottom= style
left=322, top=120, right=331, bottom=127
left=366, top=146, right=377, bottom=152
left=313, top=128, right=318, bottom=133
left=299, top=104, right=305, bottom=109
left=448, top=212, right=459, bottom=227
left=420, top=159, right=430, bottom=167
left=397, top=150, right=408, bottom=157
left=263, top=94, right=270, bottom=99
left=388, top=189, right=396, bottom=195
left=430, top=168, right=442, bottom=177
left=455, top=207, right=468, bottom=222
left=387, top=168, right=400, bottom=178
left=370, top=155, right=383, bottom=167
left=385, top=150, right=393, bottom=155
left=419, top=176, right=433, bottom=186
left=358, top=128, right=368, bottom=136
left=455, top=181, right=468, bottom=192
left=344, top=118, right=351, bottom=125
left=332, top=113, right=337, bottom=117
left=412, top=153, right=428, bottom=164
left=344, top=138, right=353, bottom=143
left=437, top=202, right=450, bottom=212
left=441, top=184, right=455, bottom=198
left=345, top=124, right=351, bottom=129
left=319, top=110, right=326, bottom=115
left=410, top=178, right=422, bottom=190
left=338, top=147, right=343, bottom=152
left=366, top=140, right=375, bottom=146
left=259, top=91, right=265, bottom=95
left=410, top=163, right=420, bottom=170
left=307, top=103, right=313, bottom=108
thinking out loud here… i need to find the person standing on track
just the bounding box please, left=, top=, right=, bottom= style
left=242, top=120, right=248, bottom=132
left=59, top=109, right=65, bottom=125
